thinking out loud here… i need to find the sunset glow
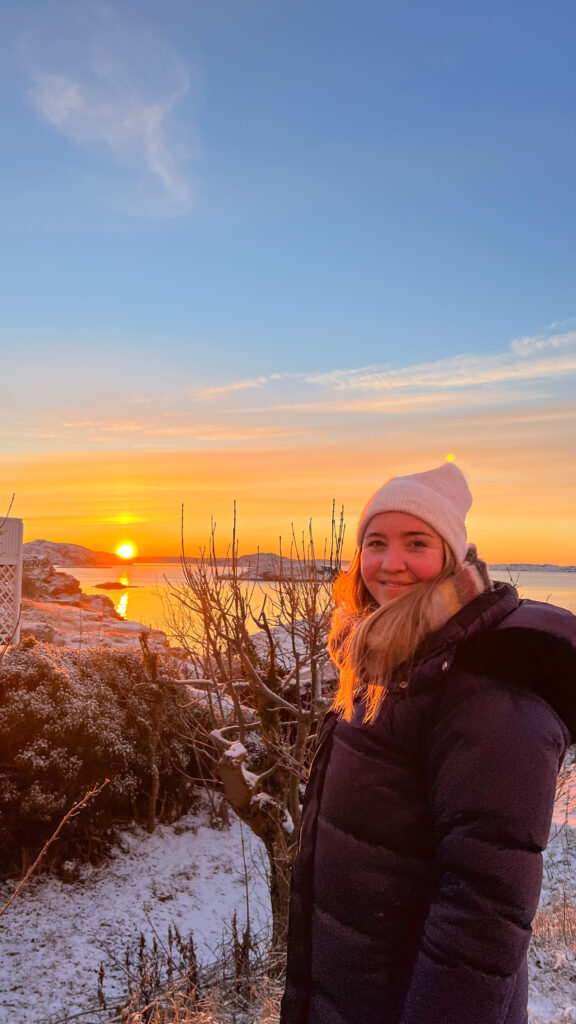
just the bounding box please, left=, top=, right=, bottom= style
left=116, top=543, right=136, bottom=560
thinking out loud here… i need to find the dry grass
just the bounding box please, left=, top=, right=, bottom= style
left=117, top=975, right=282, bottom=1023
left=533, top=896, right=576, bottom=951
left=101, top=916, right=285, bottom=1024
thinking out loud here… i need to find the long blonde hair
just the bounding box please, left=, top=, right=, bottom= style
left=329, top=542, right=455, bottom=723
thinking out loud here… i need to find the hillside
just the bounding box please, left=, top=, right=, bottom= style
left=23, top=540, right=122, bottom=566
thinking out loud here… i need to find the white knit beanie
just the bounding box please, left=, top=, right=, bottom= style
left=357, top=462, right=473, bottom=563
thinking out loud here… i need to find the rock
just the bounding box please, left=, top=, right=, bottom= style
left=22, top=556, right=82, bottom=603
left=20, top=599, right=170, bottom=651
left=80, top=594, right=117, bottom=615
left=20, top=622, right=56, bottom=644
left=235, top=552, right=306, bottom=580
left=23, top=539, right=121, bottom=567
left=60, top=861, right=81, bottom=883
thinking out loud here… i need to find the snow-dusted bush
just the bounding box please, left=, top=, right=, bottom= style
left=0, top=640, right=200, bottom=873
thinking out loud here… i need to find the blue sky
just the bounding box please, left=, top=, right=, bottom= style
left=1, top=0, right=575, bottom=559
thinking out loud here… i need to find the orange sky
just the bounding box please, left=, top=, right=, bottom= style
left=4, top=412, right=575, bottom=564
left=4, top=326, right=576, bottom=565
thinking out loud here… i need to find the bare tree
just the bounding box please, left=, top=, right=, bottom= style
left=164, top=504, right=345, bottom=946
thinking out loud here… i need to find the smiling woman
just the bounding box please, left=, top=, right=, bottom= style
left=281, top=461, right=576, bottom=1024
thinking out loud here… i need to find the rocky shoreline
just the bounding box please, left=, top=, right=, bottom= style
left=20, top=554, right=169, bottom=651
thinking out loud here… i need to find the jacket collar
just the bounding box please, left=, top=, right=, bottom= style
left=408, top=581, right=519, bottom=690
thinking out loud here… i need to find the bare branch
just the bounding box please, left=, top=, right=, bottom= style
left=0, top=493, right=15, bottom=533
left=0, top=780, right=109, bottom=917
left=237, top=647, right=301, bottom=716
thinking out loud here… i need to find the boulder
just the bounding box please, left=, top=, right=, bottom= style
left=80, top=594, right=117, bottom=615
left=22, top=556, right=82, bottom=603
left=20, top=621, right=56, bottom=644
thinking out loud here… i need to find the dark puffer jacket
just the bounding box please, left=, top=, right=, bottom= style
left=281, top=584, right=576, bottom=1024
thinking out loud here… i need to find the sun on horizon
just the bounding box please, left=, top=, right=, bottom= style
left=116, top=542, right=136, bottom=560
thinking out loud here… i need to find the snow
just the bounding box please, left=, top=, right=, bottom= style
left=527, top=765, right=576, bottom=1023
left=1, top=769, right=575, bottom=1023
left=20, top=599, right=170, bottom=651
left=0, top=797, right=271, bottom=1024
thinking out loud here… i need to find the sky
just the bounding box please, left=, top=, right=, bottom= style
left=1, top=0, right=575, bottom=562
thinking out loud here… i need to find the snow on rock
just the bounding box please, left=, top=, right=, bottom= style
left=19, top=599, right=170, bottom=651
left=22, top=556, right=82, bottom=603
left=0, top=799, right=270, bottom=1024
left=18, top=553, right=171, bottom=650
left=23, top=540, right=121, bottom=567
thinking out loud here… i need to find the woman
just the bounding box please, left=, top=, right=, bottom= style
left=281, top=462, right=576, bottom=1024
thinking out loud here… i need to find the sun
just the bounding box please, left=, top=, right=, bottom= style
left=116, top=542, right=136, bottom=560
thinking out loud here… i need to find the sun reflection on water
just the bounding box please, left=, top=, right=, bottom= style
left=116, top=593, right=128, bottom=619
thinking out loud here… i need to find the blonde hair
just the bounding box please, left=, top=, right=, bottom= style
left=329, top=542, right=455, bottom=723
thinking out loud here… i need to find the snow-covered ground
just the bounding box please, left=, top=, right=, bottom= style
left=0, top=798, right=271, bottom=1024
left=528, top=766, right=576, bottom=1023
left=529, top=820, right=576, bottom=1023
left=1, top=776, right=576, bottom=1024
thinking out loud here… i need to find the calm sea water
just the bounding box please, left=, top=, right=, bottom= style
left=59, top=564, right=576, bottom=638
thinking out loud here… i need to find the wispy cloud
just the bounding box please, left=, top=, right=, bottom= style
left=306, top=329, right=576, bottom=393
left=4, top=324, right=576, bottom=458
left=189, top=377, right=272, bottom=401
left=510, top=330, right=576, bottom=356
left=176, top=325, right=576, bottom=406
left=28, top=414, right=307, bottom=446
left=25, top=4, right=198, bottom=215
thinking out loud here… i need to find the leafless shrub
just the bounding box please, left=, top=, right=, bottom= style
left=163, top=503, right=345, bottom=947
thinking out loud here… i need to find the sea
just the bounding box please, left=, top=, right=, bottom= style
left=59, top=563, right=576, bottom=641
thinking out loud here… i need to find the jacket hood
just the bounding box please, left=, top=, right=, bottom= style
left=409, top=582, right=576, bottom=742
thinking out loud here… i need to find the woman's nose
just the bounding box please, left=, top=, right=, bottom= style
left=380, top=544, right=406, bottom=572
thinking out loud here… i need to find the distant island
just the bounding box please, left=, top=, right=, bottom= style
left=489, top=563, right=576, bottom=573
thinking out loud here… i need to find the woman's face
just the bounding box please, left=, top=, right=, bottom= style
left=361, top=511, right=446, bottom=606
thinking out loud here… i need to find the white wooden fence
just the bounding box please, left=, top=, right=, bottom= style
left=0, top=518, right=23, bottom=644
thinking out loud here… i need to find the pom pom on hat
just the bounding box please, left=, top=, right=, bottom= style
left=357, top=462, right=473, bottom=563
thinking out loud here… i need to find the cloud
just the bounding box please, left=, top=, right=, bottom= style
left=189, top=377, right=272, bottom=401
left=548, top=317, right=576, bottom=331
left=5, top=324, right=576, bottom=459
left=510, top=330, right=576, bottom=356
left=26, top=5, right=197, bottom=214
left=306, top=333, right=576, bottom=393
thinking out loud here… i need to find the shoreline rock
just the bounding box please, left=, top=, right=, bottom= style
left=19, top=555, right=169, bottom=651
left=20, top=600, right=170, bottom=651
